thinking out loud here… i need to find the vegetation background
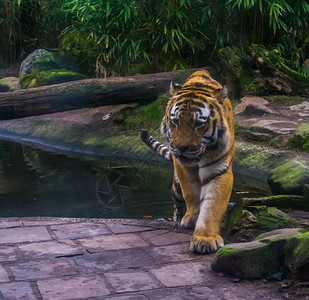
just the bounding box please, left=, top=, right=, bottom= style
left=1, top=0, right=309, bottom=77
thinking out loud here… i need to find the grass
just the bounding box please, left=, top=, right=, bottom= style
left=122, top=94, right=167, bottom=132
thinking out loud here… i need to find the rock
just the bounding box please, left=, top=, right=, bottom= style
left=304, top=184, right=309, bottom=201
left=245, top=130, right=275, bottom=142
left=242, top=195, right=309, bottom=211
left=217, top=45, right=309, bottom=96
left=234, top=96, right=274, bottom=116
left=211, top=240, right=284, bottom=279
left=212, top=228, right=303, bottom=279
left=19, top=49, right=87, bottom=89
left=221, top=202, right=244, bottom=237
left=288, top=123, right=309, bottom=151
left=290, top=101, right=309, bottom=112
left=0, top=77, right=19, bottom=92
left=222, top=203, right=298, bottom=243
left=268, top=160, right=309, bottom=196
left=285, top=231, right=309, bottom=281
left=20, top=69, right=87, bottom=89
left=253, top=206, right=298, bottom=231
left=255, top=228, right=303, bottom=241
left=19, top=49, right=57, bottom=81
left=250, top=120, right=298, bottom=136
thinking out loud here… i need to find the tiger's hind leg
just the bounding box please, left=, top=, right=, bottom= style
left=171, top=175, right=186, bottom=222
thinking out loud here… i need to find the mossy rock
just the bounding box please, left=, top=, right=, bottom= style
left=222, top=203, right=298, bottom=243
left=0, top=77, right=19, bottom=91
left=267, top=160, right=309, bottom=196
left=20, top=69, right=88, bottom=89
left=217, top=44, right=309, bottom=97
left=221, top=202, right=244, bottom=237
left=19, top=49, right=58, bottom=80
left=288, top=123, right=309, bottom=152
left=242, top=194, right=309, bottom=211
left=212, top=240, right=285, bottom=279
left=254, top=206, right=298, bottom=230
left=212, top=228, right=304, bottom=279
left=285, top=231, right=309, bottom=281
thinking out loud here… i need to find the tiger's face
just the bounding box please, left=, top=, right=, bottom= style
left=161, top=71, right=228, bottom=161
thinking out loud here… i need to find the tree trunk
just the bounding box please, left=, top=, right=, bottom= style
left=0, top=68, right=215, bottom=120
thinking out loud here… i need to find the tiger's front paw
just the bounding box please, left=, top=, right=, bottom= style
left=190, top=234, right=224, bottom=254
left=181, top=213, right=198, bottom=229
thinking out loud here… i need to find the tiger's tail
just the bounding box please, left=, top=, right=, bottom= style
left=139, top=130, right=172, bottom=161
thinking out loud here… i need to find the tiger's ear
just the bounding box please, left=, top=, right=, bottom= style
left=216, top=86, right=228, bottom=103
left=168, top=81, right=182, bottom=97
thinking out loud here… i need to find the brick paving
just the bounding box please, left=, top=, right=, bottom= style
left=0, top=217, right=283, bottom=300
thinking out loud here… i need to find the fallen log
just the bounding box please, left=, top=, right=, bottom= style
left=0, top=68, right=214, bottom=120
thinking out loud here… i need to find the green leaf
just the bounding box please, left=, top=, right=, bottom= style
left=106, top=1, right=111, bottom=17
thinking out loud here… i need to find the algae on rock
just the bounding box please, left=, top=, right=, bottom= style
left=212, top=228, right=304, bottom=280
left=288, top=123, right=309, bottom=152
left=285, top=231, right=309, bottom=281
left=20, top=69, right=88, bottom=89
left=267, top=160, right=309, bottom=196
left=217, top=44, right=309, bottom=97
left=212, top=240, right=286, bottom=279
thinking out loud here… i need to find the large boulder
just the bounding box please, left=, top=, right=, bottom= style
left=19, top=49, right=88, bottom=89
left=234, top=96, right=274, bottom=116
left=267, top=160, right=309, bottom=196
left=19, top=49, right=57, bottom=81
left=285, top=231, right=309, bottom=281
left=212, top=228, right=303, bottom=279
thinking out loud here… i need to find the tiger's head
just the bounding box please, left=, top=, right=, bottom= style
left=161, top=71, right=229, bottom=161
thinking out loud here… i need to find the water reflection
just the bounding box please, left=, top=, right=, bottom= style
left=0, top=140, right=174, bottom=218
left=0, top=140, right=271, bottom=219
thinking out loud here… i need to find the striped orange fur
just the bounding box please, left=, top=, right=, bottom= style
left=140, top=70, right=234, bottom=254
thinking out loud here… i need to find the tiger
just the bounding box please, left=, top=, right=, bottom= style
left=139, top=70, right=235, bottom=254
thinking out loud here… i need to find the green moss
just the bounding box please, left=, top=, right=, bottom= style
left=285, top=231, right=309, bottom=272
left=238, top=151, right=271, bottom=169
left=255, top=207, right=298, bottom=230
left=102, top=134, right=150, bottom=153
left=122, top=95, right=167, bottom=132
left=234, top=122, right=244, bottom=136
left=83, top=137, right=105, bottom=147
left=269, top=160, right=309, bottom=191
left=216, top=247, right=237, bottom=257
left=303, top=140, right=309, bottom=151
left=20, top=69, right=87, bottom=89
left=268, top=137, right=279, bottom=147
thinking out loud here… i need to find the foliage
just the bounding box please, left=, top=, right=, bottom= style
left=1, top=0, right=308, bottom=76
left=228, top=0, right=309, bottom=75
left=0, top=0, right=68, bottom=66
left=61, top=0, right=209, bottom=75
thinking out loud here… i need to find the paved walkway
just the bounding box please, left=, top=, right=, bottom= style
left=0, top=217, right=282, bottom=300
